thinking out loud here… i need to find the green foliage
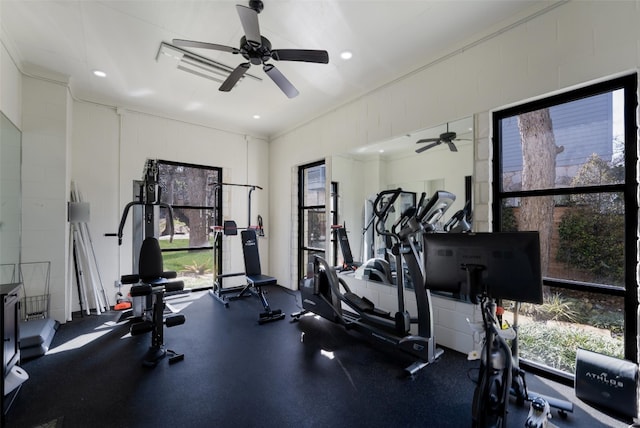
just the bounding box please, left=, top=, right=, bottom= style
left=183, top=259, right=212, bottom=275
left=557, top=208, right=624, bottom=285
left=555, top=153, right=625, bottom=285
left=570, top=154, right=623, bottom=213
left=158, top=238, right=214, bottom=273
left=517, top=292, right=623, bottom=334
left=158, top=238, right=190, bottom=250
left=500, top=203, right=518, bottom=232
left=511, top=153, right=627, bottom=374
left=518, top=322, right=624, bottom=373
left=588, top=311, right=625, bottom=336
left=534, top=293, right=578, bottom=323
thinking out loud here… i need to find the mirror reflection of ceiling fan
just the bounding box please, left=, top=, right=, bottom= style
left=172, top=0, right=329, bottom=98
left=415, top=123, right=470, bottom=154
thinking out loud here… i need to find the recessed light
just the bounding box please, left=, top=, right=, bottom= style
left=253, top=114, right=261, bottom=119
left=340, top=51, right=353, bottom=60
left=93, top=70, right=107, bottom=78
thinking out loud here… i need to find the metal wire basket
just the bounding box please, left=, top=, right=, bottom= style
left=19, top=261, right=51, bottom=321
left=21, top=294, right=50, bottom=320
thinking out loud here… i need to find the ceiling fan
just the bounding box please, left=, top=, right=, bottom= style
left=172, top=0, right=329, bottom=98
left=415, top=124, right=469, bottom=154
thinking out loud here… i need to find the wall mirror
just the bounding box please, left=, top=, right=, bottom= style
left=330, top=116, right=473, bottom=265
left=0, top=111, right=22, bottom=285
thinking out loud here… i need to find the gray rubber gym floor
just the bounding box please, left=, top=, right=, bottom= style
left=4, top=287, right=632, bottom=427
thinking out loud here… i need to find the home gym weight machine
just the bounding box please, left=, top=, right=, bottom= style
left=208, top=182, right=284, bottom=323
left=292, top=188, right=457, bottom=376
left=112, top=159, right=187, bottom=366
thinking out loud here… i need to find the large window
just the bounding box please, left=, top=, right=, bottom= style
left=492, top=74, right=637, bottom=378
left=298, top=161, right=326, bottom=282
left=330, top=181, right=339, bottom=266
left=157, top=160, right=222, bottom=288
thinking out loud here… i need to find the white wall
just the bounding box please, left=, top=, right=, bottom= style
left=268, top=1, right=640, bottom=353
left=3, top=42, right=271, bottom=322
left=21, top=76, right=71, bottom=322
left=0, top=43, right=22, bottom=128
left=0, top=41, right=23, bottom=275
left=71, top=105, right=270, bottom=315
left=2, top=41, right=75, bottom=322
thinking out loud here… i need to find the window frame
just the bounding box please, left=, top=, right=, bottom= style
left=330, top=181, right=339, bottom=266
left=298, top=160, right=326, bottom=283
left=491, top=74, right=638, bottom=369
left=156, top=160, right=222, bottom=264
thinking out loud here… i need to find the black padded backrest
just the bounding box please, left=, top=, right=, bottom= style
left=241, top=229, right=261, bottom=276
left=223, top=220, right=238, bottom=236
left=138, top=237, right=164, bottom=281
left=336, top=228, right=354, bottom=264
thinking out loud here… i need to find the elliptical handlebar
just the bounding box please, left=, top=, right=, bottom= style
left=415, top=190, right=456, bottom=230
left=372, top=188, right=402, bottom=239
left=395, top=191, right=428, bottom=241
left=372, top=188, right=402, bottom=219
left=370, top=188, right=456, bottom=244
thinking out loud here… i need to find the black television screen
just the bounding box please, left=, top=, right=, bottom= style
left=423, top=232, right=543, bottom=304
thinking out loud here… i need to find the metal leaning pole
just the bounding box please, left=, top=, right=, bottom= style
left=68, top=181, right=109, bottom=317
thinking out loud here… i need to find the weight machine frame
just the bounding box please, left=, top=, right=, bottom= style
left=208, top=182, right=264, bottom=306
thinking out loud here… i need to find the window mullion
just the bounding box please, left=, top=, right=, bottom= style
left=492, top=74, right=637, bottom=375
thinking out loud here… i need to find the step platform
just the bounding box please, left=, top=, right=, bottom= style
left=19, top=317, right=59, bottom=359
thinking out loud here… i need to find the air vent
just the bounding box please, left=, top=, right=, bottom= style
left=156, top=42, right=261, bottom=85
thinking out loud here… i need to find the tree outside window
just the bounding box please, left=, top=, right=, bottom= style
left=493, top=76, right=637, bottom=375
left=156, top=161, right=221, bottom=288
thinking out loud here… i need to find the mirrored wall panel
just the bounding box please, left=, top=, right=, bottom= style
left=330, top=116, right=473, bottom=265
left=1, top=112, right=22, bottom=284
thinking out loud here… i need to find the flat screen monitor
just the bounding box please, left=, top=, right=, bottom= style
left=423, top=232, right=543, bottom=304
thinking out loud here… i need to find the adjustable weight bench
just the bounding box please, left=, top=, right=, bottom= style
left=335, top=226, right=362, bottom=271
left=121, top=237, right=186, bottom=366
left=230, top=229, right=285, bottom=324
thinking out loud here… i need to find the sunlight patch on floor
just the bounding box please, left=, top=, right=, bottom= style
left=46, top=328, right=114, bottom=355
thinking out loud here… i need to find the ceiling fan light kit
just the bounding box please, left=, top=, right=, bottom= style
left=172, top=0, right=329, bottom=98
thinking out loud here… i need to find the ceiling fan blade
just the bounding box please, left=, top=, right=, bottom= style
left=236, top=5, right=261, bottom=47
left=415, top=141, right=440, bottom=153
left=446, top=141, right=458, bottom=152
left=172, top=39, right=239, bottom=54
left=219, top=63, right=250, bottom=92
left=263, top=64, right=299, bottom=98
left=271, top=49, right=329, bottom=63
left=415, top=138, right=439, bottom=144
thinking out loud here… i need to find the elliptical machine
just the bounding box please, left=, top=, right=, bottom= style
left=292, top=188, right=456, bottom=376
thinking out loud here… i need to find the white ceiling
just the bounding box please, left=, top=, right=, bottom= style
left=1, top=0, right=552, bottom=138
